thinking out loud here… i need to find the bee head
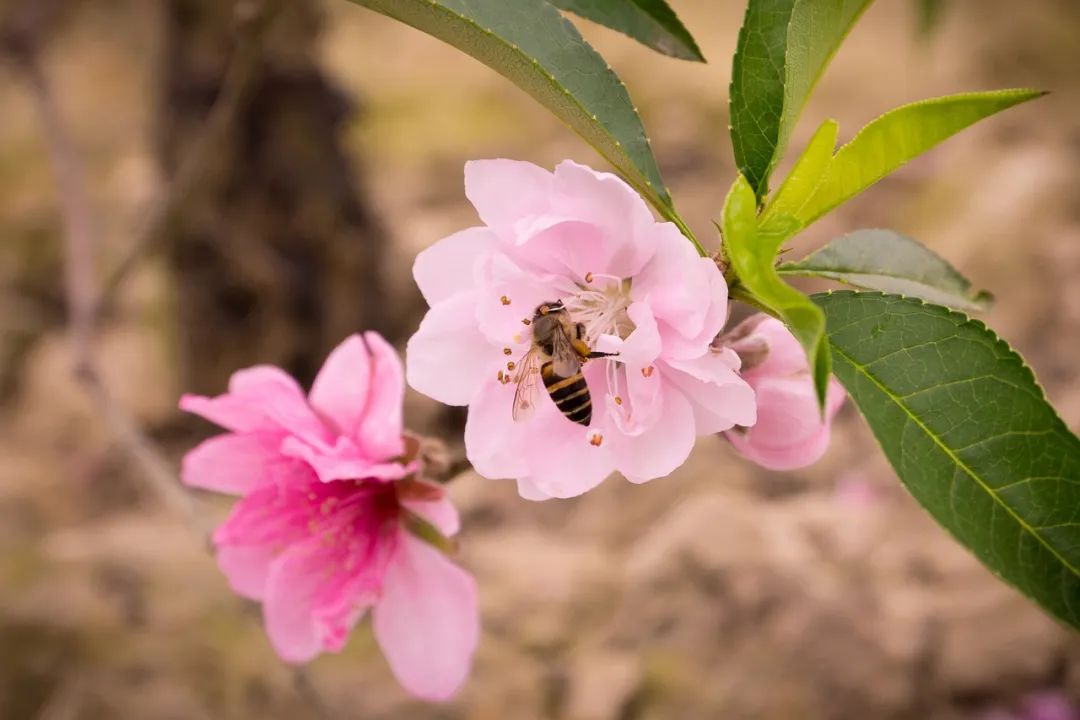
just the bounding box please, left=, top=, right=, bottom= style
left=535, top=300, right=565, bottom=318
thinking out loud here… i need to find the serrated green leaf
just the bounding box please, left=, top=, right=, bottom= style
left=549, top=0, right=705, bottom=61
left=730, top=0, right=797, bottom=198
left=780, top=229, right=992, bottom=311
left=816, top=291, right=1080, bottom=631
left=760, top=118, right=838, bottom=227
left=346, top=0, right=688, bottom=235
left=729, top=0, right=871, bottom=199
left=722, top=175, right=831, bottom=408
left=797, top=89, right=1045, bottom=226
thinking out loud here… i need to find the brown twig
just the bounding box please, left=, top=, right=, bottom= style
left=6, top=16, right=207, bottom=535
left=7, top=6, right=334, bottom=711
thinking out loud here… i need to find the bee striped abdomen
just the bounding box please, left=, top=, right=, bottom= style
left=541, top=362, right=592, bottom=426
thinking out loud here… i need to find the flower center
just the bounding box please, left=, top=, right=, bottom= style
left=561, top=274, right=633, bottom=344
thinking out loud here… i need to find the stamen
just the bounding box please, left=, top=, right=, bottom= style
left=500, top=295, right=511, bottom=306
left=641, top=366, right=655, bottom=378
left=506, top=361, right=516, bottom=371
left=503, top=347, right=513, bottom=356
left=497, top=370, right=505, bottom=382
left=614, top=396, right=623, bottom=405
left=589, top=433, right=603, bottom=447
left=584, top=271, right=594, bottom=283
left=522, top=318, right=531, bottom=325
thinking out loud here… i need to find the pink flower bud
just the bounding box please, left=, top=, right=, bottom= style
left=723, top=316, right=845, bottom=470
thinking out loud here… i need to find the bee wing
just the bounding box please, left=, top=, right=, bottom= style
left=549, top=327, right=582, bottom=378
left=512, top=348, right=544, bottom=422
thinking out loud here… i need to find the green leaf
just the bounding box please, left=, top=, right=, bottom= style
left=729, top=0, right=872, bottom=199
left=780, top=229, right=992, bottom=311
left=817, top=291, right=1080, bottom=631
left=346, top=0, right=686, bottom=233
left=729, top=0, right=797, bottom=198
left=549, top=0, right=705, bottom=61
left=797, top=89, right=1045, bottom=225
left=760, top=118, right=837, bottom=227
left=722, top=175, right=831, bottom=408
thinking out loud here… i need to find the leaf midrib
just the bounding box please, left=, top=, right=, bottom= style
left=830, top=340, right=1080, bottom=582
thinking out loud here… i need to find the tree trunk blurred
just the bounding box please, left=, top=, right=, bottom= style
left=161, top=0, right=391, bottom=394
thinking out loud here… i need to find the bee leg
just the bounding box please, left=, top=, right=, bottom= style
left=586, top=351, right=619, bottom=359
left=571, top=338, right=593, bottom=359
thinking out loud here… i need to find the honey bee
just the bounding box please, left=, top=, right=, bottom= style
left=512, top=301, right=616, bottom=426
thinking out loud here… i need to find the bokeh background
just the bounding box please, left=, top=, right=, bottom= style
left=2, top=0, right=1079, bottom=718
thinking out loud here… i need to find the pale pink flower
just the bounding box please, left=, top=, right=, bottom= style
left=406, top=159, right=755, bottom=500
left=722, top=316, right=845, bottom=470
left=180, top=333, right=478, bottom=701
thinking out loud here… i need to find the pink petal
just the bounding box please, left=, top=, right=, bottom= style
left=280, top=436, right=412, bottom=484
left=665, top=354, right=757, bottom=433
left=308, top=335, right=372, bottom=440
left=739, top=317, right=809, bottom=381
left=229, top=366, right=334, bottom=449
left=612, top=378, right=696, bottom=483
left=407, top=292, right=501, bottom=406
left=180, top=431, right=303, bottom=495
left=632, top=225, right=711, bottom=340
left=521, top=398, right=615, bottom=498
left=263, top=541, right=334, bottom=663
left=401, top=496, right=461, bottom=537
left=356, top=332, right=407, bottom=459
left=263, top=539, right=326, bottom=664
left=463, top=379, right=531, bottom=479
left=373, top=533, right=479, bottom=701
left=507, top=216, right=609, bottom=281
left=413, top=227, right=497, bottom=305
left=726, top=376, right=845, bottom=470
left=474, top=251, right=563, bottom=347
left=216, top=543, right=277, bottom=600
left=464, top=159, right=553, bottom=240
left=179, top=392, right=271, bottom=433
left=550, top=160, right=658, bottom=278
left=618, top=303, right=662, bottom=367
left=516, top=477, right=552, bottom=501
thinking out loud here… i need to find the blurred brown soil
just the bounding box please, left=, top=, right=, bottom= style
left=1, top=0, right=1079, bottom=718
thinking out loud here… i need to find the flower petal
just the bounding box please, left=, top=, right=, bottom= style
left=665, top=353, right=757, bottom=433
left=521, top=396, right=615, bottom=498
left=308, top=335, right=371, bottom=440
left=229, top=366, right=334, bottom=448
left=726, top=376, right=845, bottom=470
left=280, top=436, right=412, bottom=484
left=516, top=477, right=553, bottom=501
left=464, top=159, right=553, bottom=240
left=413, top=227, right=498, bottom=305
left=463, top=379, right=531, bottom=479
left=407, top=292, right=501, bottom=406
left=179, top=392, right=271, bottom=433
left=612, top=378, right=696, bottom=483
left=401, top=496, right=461, bottom=537
left=262, top=541, right=329, bottom=663
left=551, top=160, right=657, bottom=278
left=357, top=332, right=407, bottom=459
left=181, top=431, right=303, bottom=495
left=373, top=533, right=479, bottom=701
left=216, top=543, right=277, bottom=600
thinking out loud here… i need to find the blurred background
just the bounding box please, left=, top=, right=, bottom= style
left=1, top=0, right=1079, bottom=718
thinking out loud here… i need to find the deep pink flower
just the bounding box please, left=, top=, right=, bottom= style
left=722, top=316, right=845, bottom=470
left=406, top=159, right=755, bottom=500
left=180, top=333, right=478, bottom=701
